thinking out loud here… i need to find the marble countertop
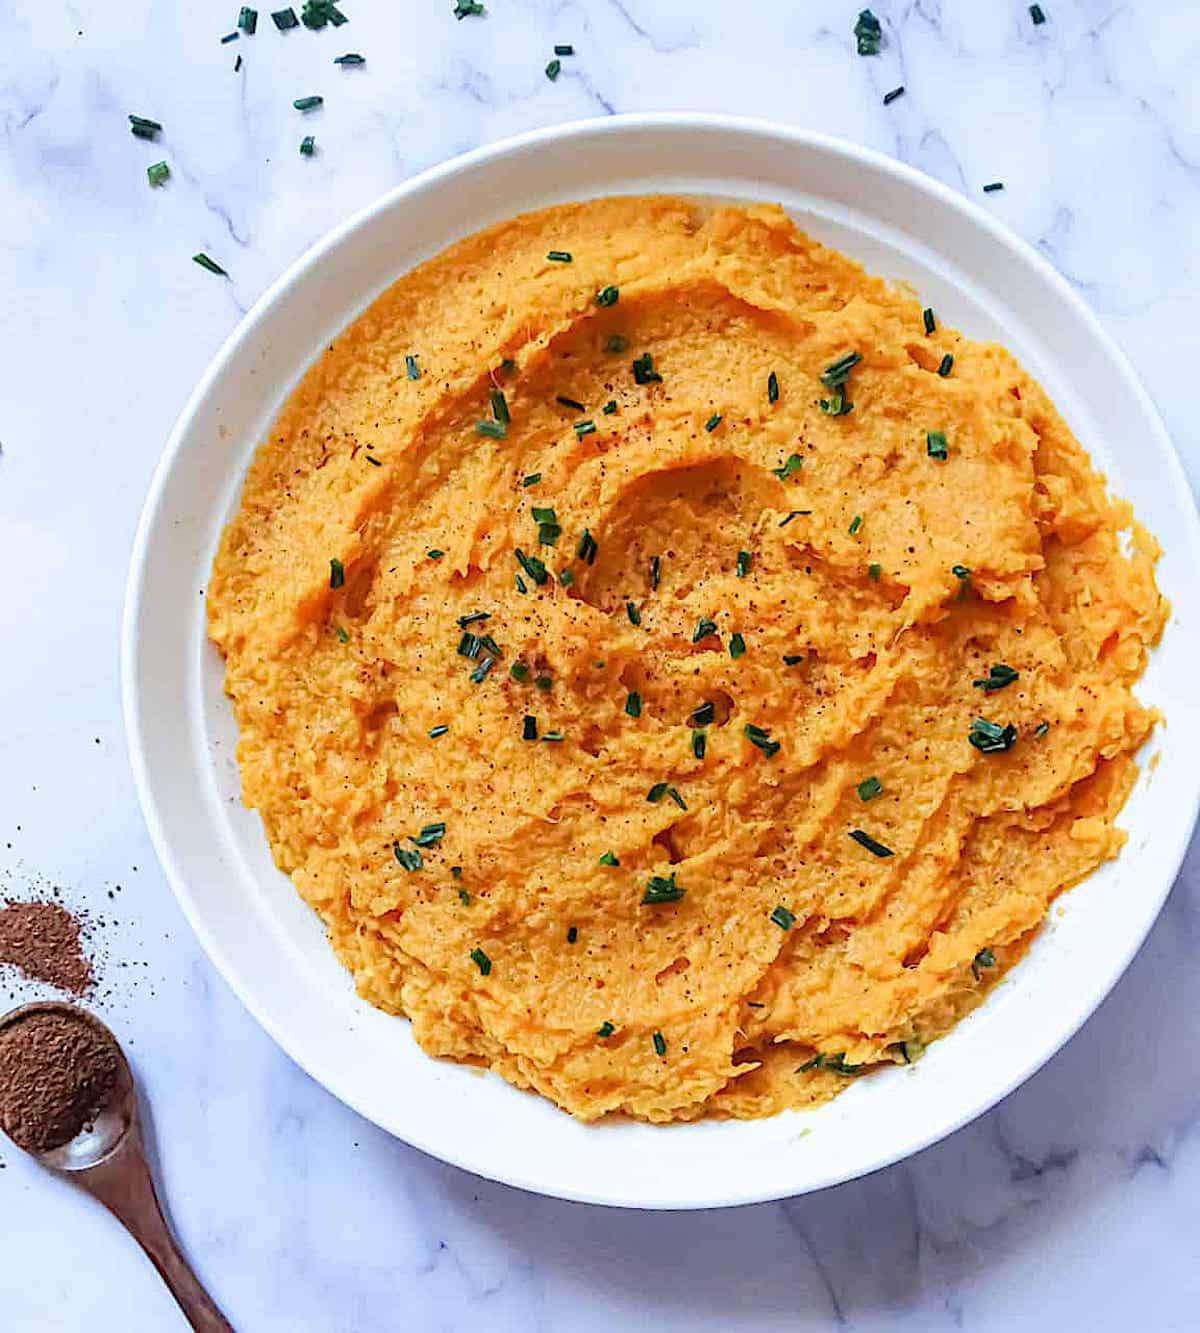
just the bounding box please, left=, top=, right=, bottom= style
left=3, top=0, right=1200, bottom=1328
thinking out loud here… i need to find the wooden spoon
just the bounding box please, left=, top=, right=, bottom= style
left=0, top=1001, right=232, bottom=1331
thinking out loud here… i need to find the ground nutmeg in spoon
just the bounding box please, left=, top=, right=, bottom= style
left=0, top=1010, right=119, bottom=1153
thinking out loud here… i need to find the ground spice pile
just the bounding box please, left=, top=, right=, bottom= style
left=0, top=1011, right=119, bottom=1152
left=0, top=900, right=93, bottom=995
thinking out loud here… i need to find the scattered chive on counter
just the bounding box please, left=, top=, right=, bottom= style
left=193, top=253, right=227, bottom=276
left=271, top=7, right=299, bottom=30
left=983, top=181, right=1005, bottom=193
left=547, top=250, right=572, bottom=262
left=545, top=59, right=561, bottom=81
left=300, top=135, right=316, bottom=156
left=147, top=161, right=170, bottom=187
left=238, top=6, right=258, bottom=32
left=453, top=0, right=485, bottom=16
left=334, top=52, right=365, bottom=64
left=883, top=85, right=904, bottom=105
left=293, top=95, right=323, bottom=111
left=129, top=114, right=162, bottom=140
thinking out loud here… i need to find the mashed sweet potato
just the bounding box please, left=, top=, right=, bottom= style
left=208, top=196, right=1165, bottom=1122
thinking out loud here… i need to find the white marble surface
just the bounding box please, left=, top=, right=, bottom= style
left=2, top=0, right=1199, bottom=1327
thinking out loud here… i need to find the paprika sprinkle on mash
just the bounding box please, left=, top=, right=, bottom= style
left=208, top=196, right=1166, bottom=1123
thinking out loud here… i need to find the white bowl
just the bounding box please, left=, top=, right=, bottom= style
left=122, top=115, right=1200, bottom=1210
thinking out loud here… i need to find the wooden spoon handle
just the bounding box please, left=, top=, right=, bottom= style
left=77, top=1124, right=232, bottom=1332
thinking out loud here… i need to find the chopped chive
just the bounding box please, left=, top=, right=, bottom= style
left=626, top=601, right=642, bottom=626
left=1033, top=721, right=1050, bottom=738
left=595, top=285, right=619, bottom=306
left=868, top=562, right=882, bottom=581
left=535, top=508, right=561, bottom=545
left=490, top=388, right=510, bottom=425
left=193, top=253, right=228, bottom=276
left=983, top=181, right=1005, bottom=193
left=1029, top=3, right=1046, bottom=23
left=770, top=905, right=795, bottom=930
left=848, top=513, right=863, bottom=535
left=854, top=7, right=882, bottom=55
left=643, top=873, right=684, bottom=904
left=857, top=776, right=882, bottom=801
left=301, top=0, right=346, bottom=28
left=470, top=947, right=492, bottom=976
left=329, top=557, right=345, bottom=588
left=625, top=690, right=642, bottom=718
left=783, top=654, right=804, bottom=665
left=534, top=673, right=552, bottom=691
left=299, top=135, right=316, bottom=156
left=923, top=307, right=936, bottom=335
left=599, top=851, right=620, bottom=866
left=971, top=946, right=997, bottom=980
left=567, top=925, right=578, bottom=943
left=129, top=114, right=163, bottom=139
left=558, top=568, right=574, bottom=587
left=293, top=95, right=323, bottom=111
left=821, top=351, right=862, bottom=387
left=476, top=634, right=501, bottom=656
left=743, top=723, right=781, bottom=758
left=602, top=399, right=617, bottom=414
left=736, top=550, right=752, bottom=578
left=556, top=395, right=586, bottom=411
left=458, top=887, right=471, bottom=905
left=952, top=564, right=971, bottom=580
left=968, top=716, right=1017, bottom=753
left=646, top=782, right=669, bottom=803
left=426, top=548, right=444, bottom=560
left=453, top=0, right=485, bottom=16
left=667, top=785, right=687, bottom=809
left=653, top=1030, right=667, bottom=1056
left=746, top=1001, right=765, bottom=1009
left=335, top=624, right=349, bottom=643
left=937, top=353, right=954, bottom=377
left=509, top=661, right=530, bottom=682
left=849, top=828, right=893, bottom=857
left=221, top=31, right=240, bottom=44
left=147, top=160, right=170, bottom=187
left=577, top=528, right=598, bottom=564
left=394, top=844, right=422, bottom=871
left=406, top=354, right=420, bottom=380
left=973, top=663, right=1019, bottom=692
left=632, top=352, right=662, bottom=385
left=690, top=700, right=714, bottom=727
left=514, top=548, right=549, bottom=585
left=428, top=724, right=449, bottom=738
left=457, top=632, right=480, bottom=659
left=235, top=53, right=243, bottom=69
left=693, top=616, right=717, bottom=642
left=412, top=821, right=446, bottom=847
left=574, top=419, right=596, bottom=437
left=692, top=729, right=706, bottom=760
left=926, top=429, right=948, bottom=460
left=542, top=730, right=565, bottom=743
left=469, top=656, right=495, bottom=683
left=451, top=866, right=463, bottom=878
left=271, top=7, right=299, bottom=29
left=705, top=412, right=722, bottom=432
left=771, top=453, right=802, bottom=480
left=475, top=419, right=506, bottom=438
left=239, top=6, right=259, bottom=32
left=603, top=333, right=627, bottom=354
left=883, top=85, right=905, bottom=105
left=545, top=58, right=562, bottom=81
left=364, top=453, right=381, bottom=466
left=767, top=370, right=780, bottom=403
left=547, top=250, right=572, bottom=262
left=457, top=610, right=490, bottom=628
left=729, top=632, right=746, bottom=659
left=649, top=555, right=661, bottom=590
left=334, top=52, right=365, bottom=64
left=779, top=510, right=810, bottom=526
left=554, top=43, right=574, bottom=55
left=819, top=389, right=853, bottom=416
left=523, top=472, right=542, bottom=488
left=597, top=1020, right=615, bottom=1038
left=500, top=357, right=517, bottom=373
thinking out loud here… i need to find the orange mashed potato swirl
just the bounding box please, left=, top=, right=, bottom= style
left=208, top=197, right=1166, bottom=1122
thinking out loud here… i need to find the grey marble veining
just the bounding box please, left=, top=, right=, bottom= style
left=2, top=0, right=1199, bottom=1328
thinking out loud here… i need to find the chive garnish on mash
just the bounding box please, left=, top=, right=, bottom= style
left=857, top=776, right=882, bottom=801
left=868, top=562, right=882, bottom=580
left=729, top=632, right=746, bottom=659
left=509, top=661, right=529, bottom=682
left=772, top=453, right=802, bottom=480
left=595, top=285, right=619, bottom=306
left=490, top=388, right=510, bottom=424
left=632, top=353, right=662, bottom=384
left=476, top=419, right=505, bottom=439
left=626, top=601, right=642, bottom=626
left=693, top=616, right=717, bottom=642
left=927, top=430, right=948, bottom=460
left=577, top=528, right=598, bottom=564
left=574, top=419, right=596, bottom=437
left=643, top=874, right=684, bottom=904
left=522, top=715, right=537, bottom=740
left=736, top=550, right=752, bottom=577
left=599, top=851, right=619, bottom=866
left=567, top=926, right=578, bottom=943
left=821, top=351, right=861, bottom=386
left=973, top=663, right=1019, bottom=692
left=625, top=691, right=642, bottom=717
left=406, top=354, right=420, bottom=379
left=515, top=548, right=549, bottom=584
left=413, top=822, right=445, bottom=847
left=705, top=412, right=722, bottom=431
left=744, top=724, right=780, bottom=757
left=653, top=1031, right=667, bottom=1055
left=557, top=395, right=585, bottom=411
left=849, top=829, right=893, bottom=857
left=692, top=729, right=706, bottom=759
left=597, top=1021, right=615, bottom=1038
left=547, top=250, right=572, bottom=262
left=972, top=947, right=996, bottom=979
left=523, top=472, right=541, bottom=487
left=848, top=513, right=863, bottom=535
left=923, top=307, right=936, bottom=335
left=767, top=371, right=780, bottom=403
left=470, top=947, right=491, bottom=975
left=649, top=555, right=661, bottom=589
left=690, top=700, right=714, bottom=726
left=428, top=724, right=449, bottom=738
left=938, top=354, right=954, bottom=377
left=968, top=717, right=1017, bottom=752
left=329, top=558, right=345, bottom=588
left=394, top=845, right=422, bottom=871
left=770, top=906, right=795, bottom=930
